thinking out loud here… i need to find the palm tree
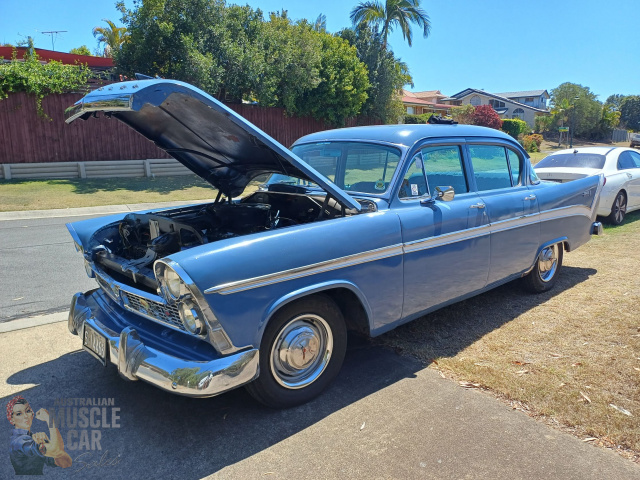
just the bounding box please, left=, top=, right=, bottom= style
left=350, top=0, right=430, bottom=49
left=92, top=19, right=127, bottom=58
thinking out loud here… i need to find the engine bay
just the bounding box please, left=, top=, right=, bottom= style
left=88, top=190, right=376, bottom=292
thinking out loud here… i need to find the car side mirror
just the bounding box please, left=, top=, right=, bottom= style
left=420, top=186, right=455, bottom=206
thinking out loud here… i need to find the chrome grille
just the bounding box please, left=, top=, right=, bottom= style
left=120, top=290, right=184, bottom=331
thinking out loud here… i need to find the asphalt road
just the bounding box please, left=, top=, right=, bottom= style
left=0, top=215, right=97, bottom=321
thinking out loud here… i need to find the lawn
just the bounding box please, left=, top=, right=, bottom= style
left=377, top=211, right=640, bottom=461
left=0, top=176, right=217, bottom=212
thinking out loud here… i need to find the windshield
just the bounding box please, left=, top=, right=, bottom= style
left=536, top=153, right=606, bottom=169
left=266, top=142, right=402, bottom=195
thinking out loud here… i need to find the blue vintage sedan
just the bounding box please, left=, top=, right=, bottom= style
left=65, top=80, right=604, bottom=407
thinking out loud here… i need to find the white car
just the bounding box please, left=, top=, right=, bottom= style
left=535, top=147, right=640, bottom=224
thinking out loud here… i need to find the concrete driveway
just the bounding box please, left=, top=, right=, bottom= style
left=1, top=319, right=638, bottom=480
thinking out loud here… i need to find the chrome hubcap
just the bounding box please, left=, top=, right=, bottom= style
left=538, top=244, right=558, bottom=282
left=270, top=314, right=333, bottom=389
left=613, top=194, right=626, bottom=223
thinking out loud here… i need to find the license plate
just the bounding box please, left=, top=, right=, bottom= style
left=83, top=324, right=108, bottom=366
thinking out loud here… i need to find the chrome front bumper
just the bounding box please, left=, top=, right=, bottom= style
left=68, top=291, right=259, bottom=398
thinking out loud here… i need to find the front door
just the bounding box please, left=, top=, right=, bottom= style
left=395, top=144, right=491, bottom=320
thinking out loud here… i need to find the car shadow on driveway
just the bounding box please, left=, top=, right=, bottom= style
left=2, top=266, right=596, bottom=479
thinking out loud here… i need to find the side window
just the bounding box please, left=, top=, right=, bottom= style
left=629, top=151, right=640, bottom=168
left=618, top=151, right=637, bottom=170
left=506, top=148, right=522, bottom=185
left=468, top=145, right=512, bottom=191
left=399, top=153, right=428, bottom=199
left=422, top=145, right=468, bottom=194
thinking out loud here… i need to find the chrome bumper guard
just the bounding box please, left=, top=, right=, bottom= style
left=591, top=221, right=603, bottom=236
left=69, top=291, right=259, bottom=398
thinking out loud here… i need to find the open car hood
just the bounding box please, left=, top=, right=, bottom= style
left=65, top=79, right=361, bottom=211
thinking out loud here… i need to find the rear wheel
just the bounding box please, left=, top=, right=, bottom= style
left=523, top=243, right=563, bottom=293
left=246, top=294, right=347, bottom=408
left=607, top=191, right=627, bottom=225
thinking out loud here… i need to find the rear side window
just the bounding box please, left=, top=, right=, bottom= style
left=468, top=145, right=512, bottom=191
left=617, top=151, right=639, bottom=170
left=536, top=153, right=605, bottom=169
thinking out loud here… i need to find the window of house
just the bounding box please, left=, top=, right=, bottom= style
left=468, top=145, right=513, bottom=191
left=470, top=95, right=481, bottom=106
left=489, top=99, right=505, bottom=109
left=512, top=108, right=525, bottom=120
left=407, top=106, right=414, bottom=114
left=525, top=97, right=534, bottom=102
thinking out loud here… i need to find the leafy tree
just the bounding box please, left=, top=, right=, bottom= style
left=450, top=104, right=474, bottom=124
left=116, top=0, right=369, bottom=125
left=620, top=96, right=640, bottom=131
left=605, top=94, right=626, bottom=111
left=298, top=32, right=370, bottom=126
left=69, top=45, right=92, bottom=56
left=534, top=115, right=553, bottom=134
left=93, top=19, right=128, bottom=57
left=350, top=0, right=430, bottom=49
left=0, top=44, right=92, bottom=117
left=471, top=104, right=502, bottom=130
left=339, top=23, right=412, bottom=123
left=550, top=82, right=601, bottom=138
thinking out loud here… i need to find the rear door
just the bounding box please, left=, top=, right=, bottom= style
left=466, top=143, right=540, bottom=285
left=617, top=150, right=640, bottom=209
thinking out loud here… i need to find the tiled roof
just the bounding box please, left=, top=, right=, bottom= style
left=401, top=96, right=452, bottom=109
left=494, top=90, right=549, bottom=98
left=450, top=88, right=549, bottom=113
left=403, top=89, right=446, bottom=99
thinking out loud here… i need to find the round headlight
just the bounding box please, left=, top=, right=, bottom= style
left=179, top=301, right=205, bottom=335
left=164, top=268, right=183, bottom=299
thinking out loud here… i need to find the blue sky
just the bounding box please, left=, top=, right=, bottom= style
left=1, top=0, right=637, bottom=102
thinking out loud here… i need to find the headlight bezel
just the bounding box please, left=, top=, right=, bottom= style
left=178, top=300, right=205, bottom=335
left=155, top=263, right=189, bottom=303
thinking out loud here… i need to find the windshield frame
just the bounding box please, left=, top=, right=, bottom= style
left=271, top=139, right=407, bottom=198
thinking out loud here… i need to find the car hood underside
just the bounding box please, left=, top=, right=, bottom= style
left=65, top=79, right=360, bottom=211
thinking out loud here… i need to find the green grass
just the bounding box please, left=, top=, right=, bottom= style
left=0, top=176, right=217, bottom=212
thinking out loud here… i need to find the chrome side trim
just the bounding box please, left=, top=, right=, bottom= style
left=204, top=244, right=404, bottom=295
left=65, top=94, right=133, bottom=123
left=403, top=223, right=491, bottom=254
left=204, top=204, right=597, bottom=296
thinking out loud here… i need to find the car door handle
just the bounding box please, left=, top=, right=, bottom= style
left=469, top=203, right=485, bottom=209
left=627, top=173, right=633, bottom=179
left=524, top=194, right=537, bottom=201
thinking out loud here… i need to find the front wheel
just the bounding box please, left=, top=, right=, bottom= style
left=522, top=243, right=563, bottom=293
left=245, top=294, right=347, bottom=408
left=607, top=191, right=627, bottom=225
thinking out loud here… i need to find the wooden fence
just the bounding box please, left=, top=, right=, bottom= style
left=0, top=91, right=376, bottom=166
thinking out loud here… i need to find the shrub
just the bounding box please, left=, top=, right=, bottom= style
left=451, top=104, right=474, bottom=124
left=502, top=118, right=529, bottom=139
left=403, top=114, right=427, bottom=124
left=471, top=105, right=503, bottom=130
left=522, top=134, right=543, bottom=152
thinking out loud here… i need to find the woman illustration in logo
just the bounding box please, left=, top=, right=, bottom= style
left=7, top=396, right=72, bottom=475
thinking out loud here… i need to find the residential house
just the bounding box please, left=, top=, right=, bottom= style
left=449, top=88, right=549, bottom=128
left=402, top=90, right=453, bottom=117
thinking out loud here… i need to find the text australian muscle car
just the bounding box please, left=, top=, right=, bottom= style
left=65, top=80, right=604, bottom=407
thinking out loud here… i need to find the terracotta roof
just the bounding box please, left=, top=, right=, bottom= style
left=0, top=47, right=114, bottom=69
left=403, top=89, right=446, bottom=99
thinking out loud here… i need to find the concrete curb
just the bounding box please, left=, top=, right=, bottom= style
left=0, top=312, right=68, bottom=333
left=0, top=199, right=210, bottom=221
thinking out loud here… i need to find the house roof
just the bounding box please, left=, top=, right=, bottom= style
left=401, top=96, right=452, bottom=110
left=450, top=88, right=549, bottom=113
left=403, top=89, right=447, bottom=99
left=0, top=47, right=114, bottom=70
left=495, top=90, right=549, bottom=99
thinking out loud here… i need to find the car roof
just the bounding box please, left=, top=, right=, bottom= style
left=293, top=124, right=521, bottom=150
